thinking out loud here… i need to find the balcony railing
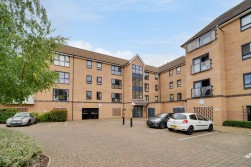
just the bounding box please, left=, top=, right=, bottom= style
left=191, top=86, right=212, bottom=98
left=191, top=59, right=211, bottom=74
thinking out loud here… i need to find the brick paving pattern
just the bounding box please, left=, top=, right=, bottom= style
left=7, top=119, right=251, bottom=167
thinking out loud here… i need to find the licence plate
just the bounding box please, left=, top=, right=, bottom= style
left=171, top=125, right=178, bottom=128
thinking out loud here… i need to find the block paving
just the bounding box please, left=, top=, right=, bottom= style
left=7, top=119, right=251, bottom=167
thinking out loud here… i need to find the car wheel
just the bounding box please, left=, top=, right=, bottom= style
left=27, top=120, right=31, bottom=126
left=6, top=124, right=11, bottom=127
left=186, top=126, right=194, bottom=135
left=208, top=124, right=213, bottom=132
left=34, top=119, right=38, bottom=124
left=159, top=122, right=166, bottom=129
left=168, top=128, right=174, bottom=131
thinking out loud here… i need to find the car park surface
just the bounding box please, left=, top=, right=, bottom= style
left=5, top=119, right=251, bottom=167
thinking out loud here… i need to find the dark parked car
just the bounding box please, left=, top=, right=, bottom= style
left=6, top=112, right=37, bottom=127
left=146, top=113, right=173, bottom=129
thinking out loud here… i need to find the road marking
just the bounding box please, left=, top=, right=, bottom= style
left=32, top=124, right=40, bottom=128
left=244, top=153, right=251, bottom=158
left=147, top=129, right=166, bottom=133
left=178, top=132, right=219, bottom=141
left=64, top=121, right=67, bottom=127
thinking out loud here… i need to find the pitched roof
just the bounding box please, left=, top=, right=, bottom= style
left=59, top=45, right=129, bottom=66
left=182, top=0, right=251, bottom=47
left=158, top=56, right=185, bottom=73
left=145, top=65, right=159, bottom=73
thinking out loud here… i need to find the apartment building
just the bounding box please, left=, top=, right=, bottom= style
left=181, top=0, right=251, bottom=124
left=2, top=0, right=251, bottom=125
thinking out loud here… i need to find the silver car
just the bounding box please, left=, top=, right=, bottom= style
left=6, top=112, right=37, bottom=127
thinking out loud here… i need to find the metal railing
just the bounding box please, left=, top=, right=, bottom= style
left=191, top=59, right=211, bottom=74
left=192, top=86, right=212, bottom=98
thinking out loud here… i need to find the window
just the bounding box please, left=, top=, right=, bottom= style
left=145, top=95, right=149, bottom=103
left=97, top=62, right=102, bottom=70
left=97, top=77, right=102, bottom=85
left=54, top=54, right=69, bottom=67
left=155, top=96, right=158, bottom=102
left=132, top=78, right=143, bottom=87
left=86, top=75, right=92, bottom=84
left=189, top=114, right=197, bottom=120
left=132, top=91, right=143, bottom=99
left=155, top=85, right=159, bottom=91
left=53, top=89, right=69, bottom=101
left=112, top=65, right=121, bottom=75
left=132, top=64, right=143, bottom=74
left=112, top=79, right=122, bottom=89
left=241, top=13, right=251, bottom=31
left=169, top=82, right=173, bottom=89
left=187, top=30, right=216, bottom=52
left=112, top=93, right=122, bottom=103
left=87, top=60, right=92, bottom=68
left=97, top=92, right=102, bottom=100
left=144, top=72, right=149, bottom=80
left=191, top=53, right=211, bottom=74
left=244, top=73, right=251, bottom=89
left=86, top=91, right=92, bottom=100
left=177, top=93, right=182, bottom=101
left=145, top=83, right=149, bottom=92
left=176, top=67, right=181, bottom=74
left=155, top=73, right=159, bottom=80
left=177, top=80, right=181, bottom=87
left=58, top=72, right=69, bottom=84
left=170, top=94, right=174, bottom=101
left=192, top=79, right=212, bottom=97
left=242, top=42, right=251, bottom=60
left=169, top=70, right=173, bottom=76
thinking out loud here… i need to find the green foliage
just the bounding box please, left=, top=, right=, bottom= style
left=0, top=108, right=19, bottom=123
left=223, top=120, right=251, bottom=128
left=0, top=128, right=42, bottom=167
left=33, top=110, right=67, bottom=122
left=49, top=110, right=67, bottom=122
left=0, top=0, right=67, bottom=104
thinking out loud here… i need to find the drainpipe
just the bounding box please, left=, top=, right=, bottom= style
left=72, top=56, right=75, bottom=121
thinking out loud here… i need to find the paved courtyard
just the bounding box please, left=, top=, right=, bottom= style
left=3, top=119, right=251, bottom=167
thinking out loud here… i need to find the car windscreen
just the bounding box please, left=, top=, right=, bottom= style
left=171, top=114, right=187, bottom=120
left=14, top=112, right=30, bottom=117
left=155, top=113, right=167, bottom=118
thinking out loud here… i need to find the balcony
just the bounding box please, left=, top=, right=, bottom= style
left=191, top=59, right=211, bottom=74
left=191, top=86, right=212, bottom=98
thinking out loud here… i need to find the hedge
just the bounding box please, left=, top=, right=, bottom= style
left=223, top=120, right=251, bottom=128
left=0, top=128, right=42, bottom=167
left=34, top=110, right=67, bottom=122
left=0, top=108, right=19, bottom=123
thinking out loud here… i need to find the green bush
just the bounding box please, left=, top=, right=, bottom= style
left=33, top=110, right=67, bottom=122
left=223, top=120, right=251, bottom=128
left=0, top=108, right=19, bottom=123
left=49, top=110, right=67, bottom=122
left=0, top=128, right=42, bottom=167
left=37, top=112, right=50, bottom=122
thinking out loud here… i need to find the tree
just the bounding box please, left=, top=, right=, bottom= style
left=0, top=0, right=66, bottom=104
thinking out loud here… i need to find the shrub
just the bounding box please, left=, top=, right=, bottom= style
left=33, top=110, right=67, bottom=122
left=49, top=110, right=67, bottom=122
left=0, top=108, right=19, bottom=123
left=223, top=120, right=251, bottom=128
left=37, top=112, right=50, bottom=122
left=0, top=128, right=42, bottom=167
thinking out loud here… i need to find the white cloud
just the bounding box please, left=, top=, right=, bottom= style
left=68, top=40, right=134, bottom=60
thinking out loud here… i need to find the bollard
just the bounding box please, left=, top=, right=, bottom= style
left=123, top=117, right=125, bottom=125
left=130, top=118, right=132, bottom=127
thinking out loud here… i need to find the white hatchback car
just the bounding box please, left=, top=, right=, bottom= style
left=167, top=113, right=213, bottom=135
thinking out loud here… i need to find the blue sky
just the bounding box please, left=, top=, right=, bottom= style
left=41, top=0, right=243, bottom=67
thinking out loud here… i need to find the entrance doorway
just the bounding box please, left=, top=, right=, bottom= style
left=82, top=108, right=99, bottom=119
left=148, top=108, right=155, bottom=118
left=133, top=106, right=143, bottom=118
left=248, top=106, right=251, bottom=121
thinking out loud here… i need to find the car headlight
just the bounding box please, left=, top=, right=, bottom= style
left=6, top=118, right=11, bottom=122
